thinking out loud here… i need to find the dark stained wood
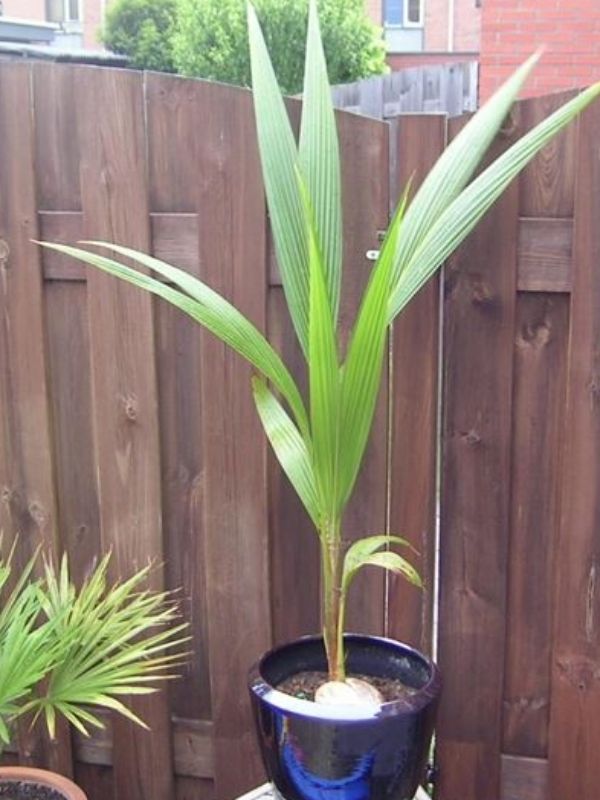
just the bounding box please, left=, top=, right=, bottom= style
left=518, top=91, right=578, bottom=219
left=502, top=294, right=569, bottom=756
left=500, top=755, right=548, bottom=800
left=150, top=213, right=199, bottom=273
left=502, top=93, right=576, bottom=763
left=44, top=281, right=102, bottom=585
left=74, top=763, right=114, bottom=800
left=437, top=115, right=520, bottom=800
left=194, top=80, right=271, bottom=798
left=146, top=72, right=212, bottom=721
left=39, top=212, right=85, bottom=280
left=73, top=714, right=214, bottom=779
left=337, top=109, right=389, bottom=635
left=388, top=114, right=446, bottom=653
left=0, top=61, right=72, bottom=776
left=517, top=218, right=573, bottom=293
left=75, top=66, right=174, bottom=800
left=176, top=777, right=215, bottom=800
left=40, top=212, right=199, bottom=282
left=548, top=102, right=600, bottom=799
left=33, top=62, right=82, bottom=211
left=268, top=286, right=320, bottom=644
left=267, top=99, right=320, bottom=645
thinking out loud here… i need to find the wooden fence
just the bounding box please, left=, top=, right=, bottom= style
left=331, top=61, right=478, bottom=119
left=0, top=61, right=598, bottom=800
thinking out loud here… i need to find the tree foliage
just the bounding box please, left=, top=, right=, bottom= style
left=171, top=0, right=387, bottom=94
left=102, top=0, right=178, bottom=73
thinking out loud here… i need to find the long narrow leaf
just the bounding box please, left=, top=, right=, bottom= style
left=337, top=187, right=409, bottom=509
left=38, top=242, right=310, bottom=440
left=248, top=2, right=309, bottom=357
left=300, top=174, right=340, bottom=518
left=342, top=533, right=416, bottom=591
left=299, top=0, right=342, bottom=322
left=390, top=51, right=541, bottom=289
left=252, top=377, right=320, bottom=526
left=388, top=81, right=600, bottom=321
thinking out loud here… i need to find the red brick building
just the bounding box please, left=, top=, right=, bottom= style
left=479, top=0, right=600, bottom=99
left=366, top=0, right=481, bottom=67
left=1, top=0, right=103, bottom=48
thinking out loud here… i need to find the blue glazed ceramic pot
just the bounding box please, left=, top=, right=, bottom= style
left=248, top=635, right=441, bottom=800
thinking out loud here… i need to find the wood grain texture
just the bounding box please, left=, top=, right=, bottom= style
left=194, top=80, right=271, bottom=799
left=76, top=66, right=174, bottom=800
left=388, top=114, right=445, bottom=653
left=33, top=62, right=82, bottom=212
left=517, top=218, right=573, bottom=293
left=502, top=294, right=568, bottom=757
left=44, top=281, right=102, bottom=585
left=336, top=109, right=389, bottom=635
left=518, top=91, right=577, bottom=219
left=73, top=714, right=214, bottom=779
left=146, top=73, right=212, bottom=722
left=500, top=755, right=548, bottom=800
left=0, top=62, right=71, bottom=776
left=437, top=116, right=520, bottom=800
left=548, top=102, right=600, bottom=800
left=268, top=286, right=320, bottom=645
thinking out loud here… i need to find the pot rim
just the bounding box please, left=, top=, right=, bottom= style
left=0, top=766, right=87, bottom=800
left=248, top=633, right=442, bottom=722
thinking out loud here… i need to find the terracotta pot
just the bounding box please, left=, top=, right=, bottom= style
left=0, top=767, right=87, bottom=800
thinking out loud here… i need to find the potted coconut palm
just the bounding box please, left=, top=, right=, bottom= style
left=39, top=1, right=600, bottom=796
left=0, top=545, right=186, bottom=800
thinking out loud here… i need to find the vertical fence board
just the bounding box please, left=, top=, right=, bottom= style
left=437, top=119, right=520, bottom=800
left=548, top=102, right=600, bottom=799
left=388, top=114, right=446, bottom=653
left=194, top=82, right=271, bottom=798
left=146, top=73, right=212, bottom=723
left=502, top=93, right=576, bottom=760
left=0, top=62, right=72, bottom=776
left=33, top=65, right=102, bottom=587
left=337, top=111, right=389, bottom=635
left=502, top=294, right=568, bottom=759
left=76, top=66, right=174, bottom=800
left=268, top=284, right=320, bottom=644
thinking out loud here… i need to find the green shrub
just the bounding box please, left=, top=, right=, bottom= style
left=102, top=0, right=177, bottom=73
left=172, top=0, right=387, bottom=94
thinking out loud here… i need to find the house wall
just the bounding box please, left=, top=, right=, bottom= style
left=425, top=0, right=481, bottom=51
left=366, top=0, right=481, bottom=54
left=3, top=0, right=46, bottom=18
left=480, top=0, right=600, bottom=99
left=1, top=0, right=105, bottom=48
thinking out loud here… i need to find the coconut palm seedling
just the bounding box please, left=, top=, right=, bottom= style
left=0, top=544, right=187, bottom=744
left=41, top=1, right=600, bottom=703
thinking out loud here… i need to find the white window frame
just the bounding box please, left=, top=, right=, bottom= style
left=402, top=0, right=423, bottom=28
left=384, top=0, right=424, bottom=29
left=47, top=0, right=83, bottom=24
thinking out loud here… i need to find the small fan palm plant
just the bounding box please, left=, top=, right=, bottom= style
left=0, top=545, right=187, bottom=745
left=41, top=1, right=600, bottom=696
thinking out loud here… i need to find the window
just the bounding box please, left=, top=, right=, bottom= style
left=46, top=0, right=81, bottom=23
left=384, top=0, right=423, bottom=27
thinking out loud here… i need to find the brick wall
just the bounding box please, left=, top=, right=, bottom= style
left=3, top=0, right=45, bottom=18
left=480, top=0, right=600, bottom=100
left=84, top=0, right=104, bottom=47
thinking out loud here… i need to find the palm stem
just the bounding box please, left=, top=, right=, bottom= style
left=321, top=519, right=345, bottom=681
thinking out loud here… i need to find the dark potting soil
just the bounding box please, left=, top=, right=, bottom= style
left=0, top=782, right=65, bottom=800
left=276, top=670, right=417, bottom=703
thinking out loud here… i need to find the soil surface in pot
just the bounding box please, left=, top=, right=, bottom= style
left=0, top=782, right=65, bottom=800
left=277, top=670, right=417, bottom=702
